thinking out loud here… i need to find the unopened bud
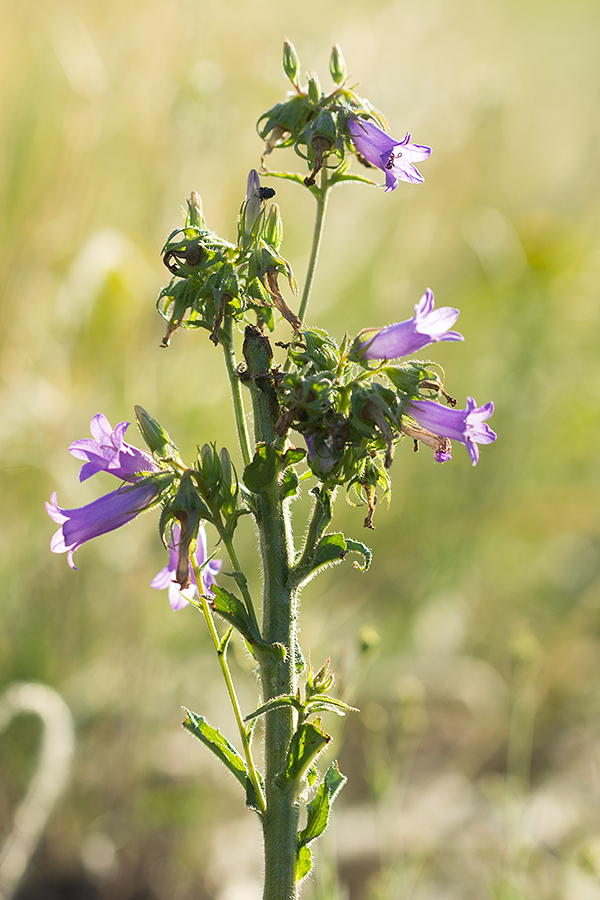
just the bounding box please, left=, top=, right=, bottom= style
left=186, top=191, right=205, bottom=228
left=329, top=44, right=347, bottom=85
left=283, top=37, right=301, bottom=86
left=263, top=203, right=283, bottom=250
left=134, top=405, right=176, bottom=458
left=243, top=169, right=262, bottom=238
left=306, top=71, right=321, bottom=106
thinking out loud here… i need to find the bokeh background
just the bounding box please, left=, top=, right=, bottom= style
left=2, top=0, right=600, bottom=898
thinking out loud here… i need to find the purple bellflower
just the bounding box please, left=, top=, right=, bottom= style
left=69, top=412, right=160, bottom=482
left=46, top=414, right=162, bottom=568
left=404, top=397, right=497, bottom=465
left=151, top=522, right=222, bottom=611
left=47, top=484, right=160, bottom=569
left=347, top=118, right=432, bottom=191
left=358, top=289, right=463, bottom=360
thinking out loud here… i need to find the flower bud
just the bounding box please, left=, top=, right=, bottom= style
left=263, top=203, right=283, bottom=250
left=198, top=442, right=222, bottom=495
left=242, top=169, right=262, bottom=239
left=283, top=37, right=301, bottom=86
left=329, top=44, right=347, bottom=85
left=186, top=191, right=205, bottom=228
left=306, top=71, right=322, bottom=106
left=134, top=406, right=178, bottom=458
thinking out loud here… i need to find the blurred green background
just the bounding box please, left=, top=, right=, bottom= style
left=1, top=0, right=600, bottom=898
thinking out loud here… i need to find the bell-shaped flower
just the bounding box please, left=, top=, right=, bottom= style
left=69, top=413, right=159, bottom=483
left=46, top=482, right=160, bottom=569
left=404, top=397, right=496, bottom=465
left=347, top=117, right=431, bottom=191
left=150, top=522, right=222, bottom=611
left=357, top=289, right=463, bottom=361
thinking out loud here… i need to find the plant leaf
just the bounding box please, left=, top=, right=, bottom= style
left=298, top=761, right=347, bottom=848
left=344, top=537, right=372, bottom=571
left=183, top=708, right=248, bottom=791
left=244, top=694, right=302, bottom=722
left=210, top=585, right=263, bottom=645
left=295, top=844, right=313, bottom=883
left=277, top=721, right=331, bottom=788
left=312, top=532, right=347, bottom=568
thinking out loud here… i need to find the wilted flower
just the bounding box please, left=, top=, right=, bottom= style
left=404, top=397, right=496, bottom=465
left=347, top=118, right=431, bottom=191
left=150, top=522, right=221, bottom=611
left=69, top=413, right=160, bottom=482
left=46, top=483, right=160, bottom=569
left=357, top=289, right=463, bottom=360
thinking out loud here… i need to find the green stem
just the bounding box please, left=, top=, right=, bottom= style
left=222, top=317, right=253, bottom=468
left=297, top=169, right=330, bottom=326
left=221, top=530, right=262, bottom=642
left=242, top=326, right=299, bottom=900
left=191, top=559, right=266, bottom=816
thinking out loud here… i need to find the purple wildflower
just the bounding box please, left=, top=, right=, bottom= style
left=347, top=117, right=431, bottom=191
left=404, top=397, right=497, bottom=465
left=47, top=413, right=163, bottom=568
left=46, top=483, right=159, bottom=569
left=358, top=289, right=463, bottom=361
left=150, top=522, right=222, bottom=611
left=69, top=413, right=159, bottom=482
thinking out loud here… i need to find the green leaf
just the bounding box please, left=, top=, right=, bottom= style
left=298, top=761, right=347, bottom=848
left=210, top=585, right=262, bottom=645
left=243, top=444, right=280, bottom=494
left=344, top=538, right=372, bottom=572
left=312, top=532, right=347, bottom=568
left=281, top=467, right=300, bottom=500
left=183, top=709, right=248, bottom=791
left=244, top=694, right=302, bottom=722
left=295, top=844, right=313, bottom=883
left=277, top=721, right=331, bottom=788
left=281, top=447, right=306, bottom=468
left=305, top=697, right=359, bottom=717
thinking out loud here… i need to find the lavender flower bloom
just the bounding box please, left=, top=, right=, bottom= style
left=359, top=289, right=463, bottom=360
left=404, top=397, right=496, bottom=465
left=46, top=483, right=160, bottom=569
left=69, top=413, right=159, bottom=482
left=150, top=522, right=222, bottom=611
left=347, top=118, right=432, bottom=191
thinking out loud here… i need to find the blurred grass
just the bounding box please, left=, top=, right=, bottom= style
left=1, top=0, right=600, bottom=898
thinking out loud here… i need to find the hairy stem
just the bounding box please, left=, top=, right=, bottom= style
left=297, top=169, right=330, bottom=326
left=242, top=325, right=300, bottom=900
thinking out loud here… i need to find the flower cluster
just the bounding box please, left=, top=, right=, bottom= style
left=258, top=40, right=431, bottom=192
left=46, top=412, right=227, bottom=610
left=277, top=288, right=496, bottom=505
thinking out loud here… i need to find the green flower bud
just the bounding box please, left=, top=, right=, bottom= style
left=263, top=203, right=283, bottom=250
left=283, top=37, right=301, bottom=86
left=306, top=71, right=322, bottom=106
left=329, top=44, right=347, bottom=85
left=186, top=191, right=205, bottom=228
left=134, top=406, right=178, bottom=458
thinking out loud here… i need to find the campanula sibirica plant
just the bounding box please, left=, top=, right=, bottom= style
left=47, top=39, right=496, bottom=900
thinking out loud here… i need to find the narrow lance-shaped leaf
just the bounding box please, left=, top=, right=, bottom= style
left=183, top=709, right=248, bottom=791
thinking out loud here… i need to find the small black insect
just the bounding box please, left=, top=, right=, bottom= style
left=259, top=186, right=276, bottom=200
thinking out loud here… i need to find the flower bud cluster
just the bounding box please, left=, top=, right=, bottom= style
left=158, top=174, right=299, bottom=347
